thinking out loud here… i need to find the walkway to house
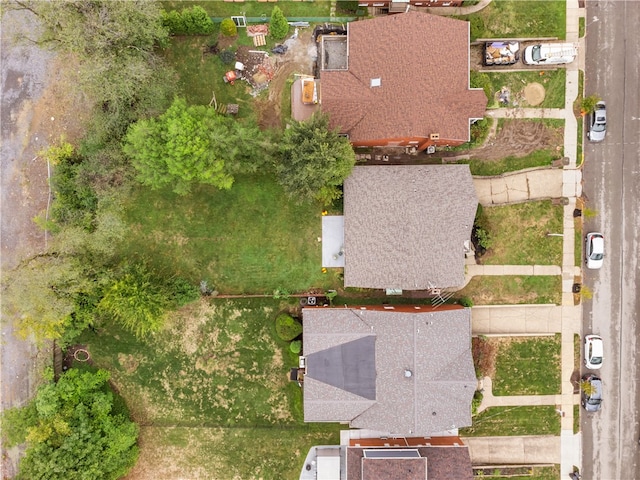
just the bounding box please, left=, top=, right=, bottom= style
left=425, top=0, right=493, bottom=16
left=472, top=168, right=565, bottom=206
left=461, top=2, right=585, bottom=475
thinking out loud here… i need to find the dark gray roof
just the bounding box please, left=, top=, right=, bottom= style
left=303, top=307, right=476, bottom=436
left=343, top=165, right=477, bottom=290
left=307, top=336, right=377, bottom=400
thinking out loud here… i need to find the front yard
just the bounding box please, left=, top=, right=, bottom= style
left=461, top=405, right=561, bottom=436
left=478, top=200, right=564, bottom=266
left=492, top=335, right=562, bottom=395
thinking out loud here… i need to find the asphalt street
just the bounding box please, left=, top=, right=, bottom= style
left=581, top=1, right=640, bottom=479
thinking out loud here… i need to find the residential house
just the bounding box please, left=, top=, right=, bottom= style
left=318, top=11, right=486, bottom=151
left=343, top=164, right=477, bottom=291
left=300, top=438, right=474, bottom=480
left=301, top=305, right=477, bottom=436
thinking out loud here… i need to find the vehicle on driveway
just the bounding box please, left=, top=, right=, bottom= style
left=585, top=232, right=605, bottom=269
left=584, top=334, right=604, bottom=369
left=587, top=101, right=607, bottom=142
left=523, top=43, right=578, bottom=65
left=581, top=373, right=603, bottom=412
left=483, top=41, right=520, bottom=66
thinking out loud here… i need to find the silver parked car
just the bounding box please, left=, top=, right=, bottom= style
left=581, top=373, right=602, bottom=412
left=587, top=101, right=607, bottom=142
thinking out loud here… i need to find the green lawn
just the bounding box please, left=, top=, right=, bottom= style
left=480, top=200, right=564, bottom=265
left=512, top=465, right=561, bottom=480
left=163, top=34, right=259, bottom=112
left=492, top=335, right=561, bottom=395
left=461, top=406, right=561, bottom=436
left=459, top=0, right=566, bottom=41
left=81, top=298, right=340, bottom=479
left=162, top=1, right=336, bottom=19
left=468, top=150, right=560, bottom=176
left=125, top=426, right=340, bottom=480
left=121, top=176, right=340, bottom=295
left=457, top=276, right=562, bottom=305
left=471, top=69, right=566, bottom=109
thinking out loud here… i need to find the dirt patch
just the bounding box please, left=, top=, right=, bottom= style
left=467, top=118, right=564, bottom=161
left=118, top=353, right=140, bottom=374
left=523, top=82, right=546, bottom=106
left=254, top=29, right=317, bottom=129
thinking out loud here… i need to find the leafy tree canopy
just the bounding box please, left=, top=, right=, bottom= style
left=7, top=0, right=174, bottom=136
left=1, top=369, right=139, bottom=480
left=275, top=112, right=356, bottom=204
left=124, top=97, right=266, bottom=195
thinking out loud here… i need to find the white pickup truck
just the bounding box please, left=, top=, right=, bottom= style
left=523, top=43, right=578, bottom=65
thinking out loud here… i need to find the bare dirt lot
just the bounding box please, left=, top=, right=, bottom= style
left=470, top=118, right=564, bottom=160
left=254, top=29, right=317, bottom=129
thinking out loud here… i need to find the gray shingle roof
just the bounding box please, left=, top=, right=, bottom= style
left=343, top=165, right=478, bottom=290
left=303, top=307, right=476, bottom=436
left=320, top=11, right=487, bottom=144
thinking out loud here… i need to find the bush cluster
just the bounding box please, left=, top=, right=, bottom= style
left=472, top=336, right=497, bottom=379
left=162, top=6, right=214, bottom=35
left=220, top=18, right=237, bottom=37
left=275, top=313, right=302, bottom=341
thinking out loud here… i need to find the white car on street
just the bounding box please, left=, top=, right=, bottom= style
left=584, top=334, right=604, bottom=369
left=585, top=232, right=604, bottom=269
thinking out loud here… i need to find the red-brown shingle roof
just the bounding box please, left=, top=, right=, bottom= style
left=321, top=12, right=487, bottom=143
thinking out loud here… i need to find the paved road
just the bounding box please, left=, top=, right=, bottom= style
left=1, top=10, right=53, bottom=479
left=582, top=1, right=640, bottom=479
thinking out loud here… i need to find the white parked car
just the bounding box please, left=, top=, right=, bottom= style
left=523, top=43, right=578, bottom=65
left=585, top=232, right=604, bottom=269
left=584, top=334, right=604, bottom=369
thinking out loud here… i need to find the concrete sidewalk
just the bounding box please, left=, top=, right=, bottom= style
left=473, top=168, right=564, bottom=206
left=486, top=108, right=565, bottom=119
left=464, top=436, right=562, bottom=465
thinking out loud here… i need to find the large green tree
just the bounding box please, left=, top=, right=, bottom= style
left=276, top=112, right=356, bottom=204
left=98, top=262, right=199, bottom=338
left=2, top=369, right=139, bottom=480
left=6, top=0, right=174, bottom=136
left=124, top=97, right=266, bottom=195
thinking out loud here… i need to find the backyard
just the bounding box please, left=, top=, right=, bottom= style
left=79, top=297, right=341, bottom=479
left=121, top=176, right=341, bottom=295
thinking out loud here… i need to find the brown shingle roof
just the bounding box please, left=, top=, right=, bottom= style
left=346, top=446, right=474, bottom=480
left=343, top=165, right=477, bottom=290
left=303, top=307, right=476, bottom=436
left=320, top=12, right=487, bottom=143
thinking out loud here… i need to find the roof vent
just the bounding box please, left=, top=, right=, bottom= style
left=404, top=369, right=413, bottom=378
left=430, top=133, right=440, bottom=140
left=370, top=78, right=381, bottom=87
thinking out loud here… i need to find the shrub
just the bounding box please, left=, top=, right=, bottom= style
left=220, top=18, right=237, bottom=37
left=182, top=6, right=214, bottom=35
left=163, top=6, right=214, bottom=35
left=269, top=6, right=289, bottom=40
left=470, top=71, right=493, bottom=103
left=290, top=340, right=302, bottom=354
left=162, top=10, right=185, bottom=34
left=472, top=390, right=483, bottom=416
left=472, top=336, right=497, bottom=378
left=459, top=297, right=474, bottom=308
left=275, top=313, right=302, bottom=341
left=219, top=49, right=235, bottom=65
left=167, top=277, right=200, bottom=307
